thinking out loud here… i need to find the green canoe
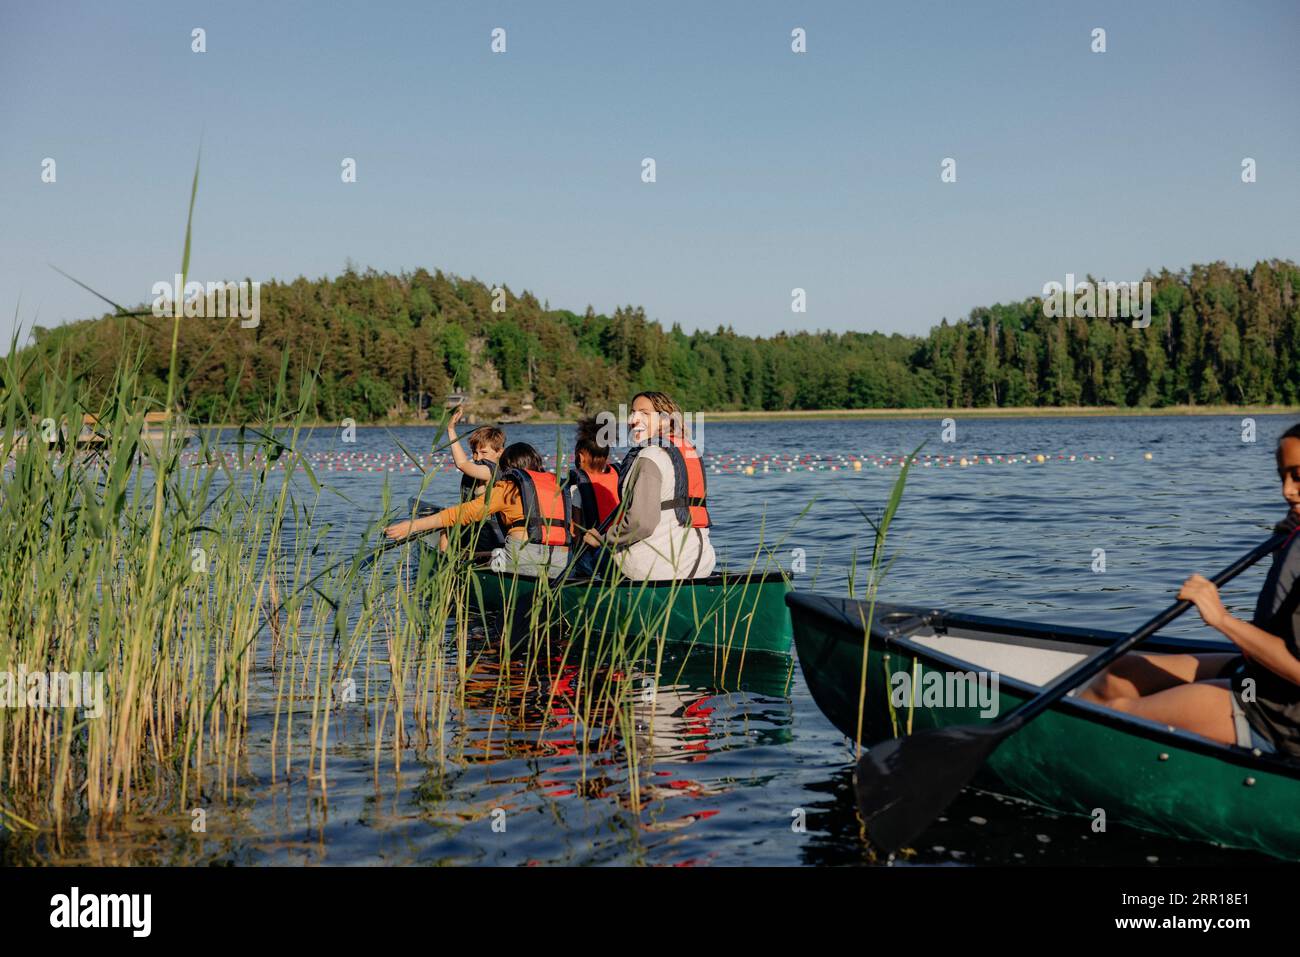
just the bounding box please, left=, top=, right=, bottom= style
left=408, top=498, right=792, bottom=657
left=787, top=591, right=1300, bottom=860
left=465, top=563, right=794, bottom=658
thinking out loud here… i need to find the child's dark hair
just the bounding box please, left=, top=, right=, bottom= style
left=468, top=426, right=506, bottom=454
left=1277, top=423, right=1300, bottom=477
left=501, top=442, right=544, bottom=473
left=575, top=416, right=610, bottom=468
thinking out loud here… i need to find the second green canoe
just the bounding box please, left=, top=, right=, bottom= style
left=465, top=562, right=794, bottom=657
left=788, top=591, right=1300, bottom=860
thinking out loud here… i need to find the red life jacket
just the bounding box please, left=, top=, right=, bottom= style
left=504, top=468, right=572, bottom=547
left=568, top=466, right=620, bottom=529
left=616, top=435, right=711, bottom=529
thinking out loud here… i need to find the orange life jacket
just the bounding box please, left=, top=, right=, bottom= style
left=616, top=435, right=711, bottom=529
left=504, top=468, right=572, bottom=547
left=568, top=466, right=621, bottom=530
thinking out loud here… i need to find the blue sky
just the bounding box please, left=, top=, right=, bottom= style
left=1, top=0, right=1296, bottom=346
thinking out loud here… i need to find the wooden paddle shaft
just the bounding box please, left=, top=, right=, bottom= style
left=1008, top=531, right=1289, bottom=728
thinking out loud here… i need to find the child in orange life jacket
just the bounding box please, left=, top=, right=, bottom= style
left=439, top=407, right=506, bottom=552
left=385, top=442, right=570, bottom=578
left=567, top=416, right=621, bottom=578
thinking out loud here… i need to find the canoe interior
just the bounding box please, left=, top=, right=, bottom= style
left=794, top=592, right=1244, bottom=682
left=910, top=631, right=1087, bottom=687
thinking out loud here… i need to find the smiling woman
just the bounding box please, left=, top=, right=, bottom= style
left=592, top=390, right=716, bottom=581
left=1080, top=423, right=1300, bottom=755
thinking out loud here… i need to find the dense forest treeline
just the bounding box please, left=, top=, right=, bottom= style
left=24, top=259, right=1300, bottom=421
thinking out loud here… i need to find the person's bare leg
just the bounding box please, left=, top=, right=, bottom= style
left=1078, top=652, right=1238, bottom=705
left=1104, top=679, right=1237, bottom=745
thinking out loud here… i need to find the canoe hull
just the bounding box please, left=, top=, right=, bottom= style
left=788, top=592, right=1300, bottom=860
left=469, top=566, right=794, bottom=657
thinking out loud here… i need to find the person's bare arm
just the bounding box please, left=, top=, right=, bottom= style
left=1181, top=573, right=1300, bottom=685
left=385, top=488, right=501, bottom=540
left=598, top=458, right=663, bottom=547
left=447, top=407, right=493, bottom=483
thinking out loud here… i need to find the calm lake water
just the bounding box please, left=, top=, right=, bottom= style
left=12, top=413, right=1297, bottom=866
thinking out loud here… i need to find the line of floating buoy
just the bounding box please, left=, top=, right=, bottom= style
left=167, top=449, right=1148, bottom=474
left=730, top=451, right=1132, bottom=474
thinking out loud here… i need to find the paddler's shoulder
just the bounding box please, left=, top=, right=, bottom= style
left=631, top=444, right=671, bottom=471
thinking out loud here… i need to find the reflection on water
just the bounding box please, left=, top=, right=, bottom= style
left=796, top=769, right=1277, bottom=867
left=4, top=413, right=1295, bottom=865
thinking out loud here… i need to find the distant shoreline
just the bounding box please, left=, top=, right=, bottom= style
left=695, top=404, right=1300, bottom=422
left=192, top=404, right=1300, bottom=431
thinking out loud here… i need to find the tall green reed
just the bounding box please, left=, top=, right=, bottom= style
left=849, top=445, right=921, bottom=755
left=0, top=159, right=805, bottom=859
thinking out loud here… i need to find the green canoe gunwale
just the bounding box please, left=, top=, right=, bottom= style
left=789, top=592, right=1300, bottom=778
left=511, top=568, right=792, bottom=590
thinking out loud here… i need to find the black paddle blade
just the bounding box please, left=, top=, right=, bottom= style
left=854, top=721, right=1010, bottom=854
